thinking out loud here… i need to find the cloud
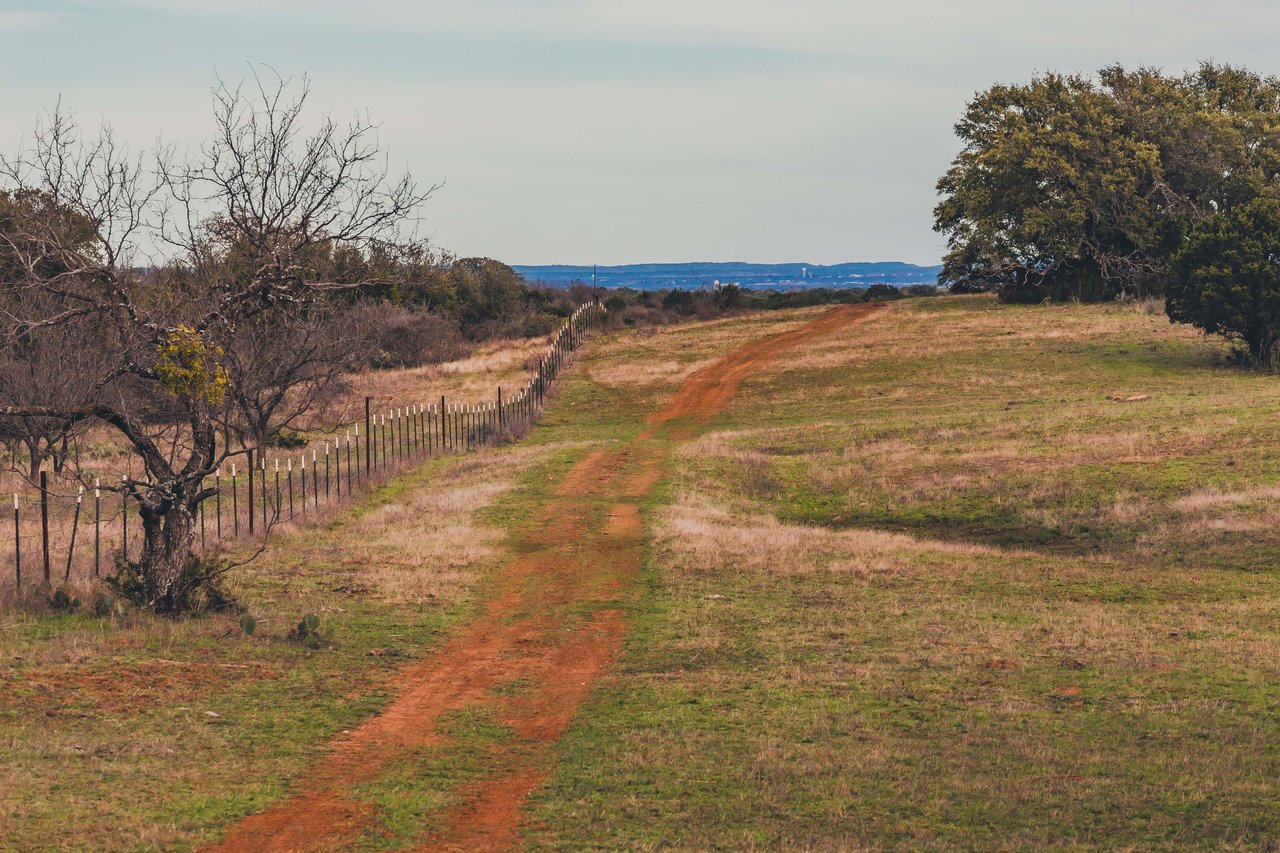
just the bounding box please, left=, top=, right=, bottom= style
left=0, top=10, right=63, bottom=33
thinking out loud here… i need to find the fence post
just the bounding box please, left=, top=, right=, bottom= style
left=40, top=471, right=50, bottom=584
left=247, top=447, right=256, bottom=535
left=312, top=450, right=319, bottom=509
left=261, top=457, right=268, bottom=530
left=325, top=443, right=331, bottom=499
left=300, top=454, right=307, bottom=516
left=347, top=431, right=354, bottom=492
left=274, top=459, right=282, bottom=522
left=231, top=465, right=239, bottom=537
left=498, top=387, right=504, bottom=433
left=440, top=396, right=447, bottom=451
left=94, top=479, right=101, bottom=577
left=215, top=470, right=222, bottom=539
left=121, top=476, right=128, bottom=563
left=365, top=397, right=372, bottom=476
left=13, top=493, right=19, bottom=589
left=64, top=487, right=82, bottom=582
left=288, top=459, right=295, bottom=518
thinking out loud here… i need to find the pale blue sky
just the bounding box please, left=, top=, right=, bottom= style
left=1, top=1, right=1277, bottom=265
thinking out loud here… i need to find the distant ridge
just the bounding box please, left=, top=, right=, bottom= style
left=512, top=261, right=942, bottom=291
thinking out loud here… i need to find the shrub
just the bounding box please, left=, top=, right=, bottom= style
left=865, top=284, right=903, bottom=301
left=105, top=554, right=238, bottom=616
left=1167, top=197, right=1280, bottom=367
left=354, top=304, right=470, bottom=369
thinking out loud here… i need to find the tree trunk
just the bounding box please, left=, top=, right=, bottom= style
left=137, top=493, right=199, bottom=614
left=25, top=437, right=40, bottom=482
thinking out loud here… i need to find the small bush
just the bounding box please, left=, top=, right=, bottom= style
left=290, top=612, right=323, bottom=649
left=48, top=586, right=79, bottom=612
left=865, top=283, right=903, bottom=301
left=349, top=303, right=470, bottom=370
left=105, top=554, right=238, bottom=616
left=271, top=429, right=308, bottom=449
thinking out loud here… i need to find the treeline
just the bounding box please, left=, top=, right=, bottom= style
left=936, top=62, right=1280, bottom=364
left=340, top=257, right=581, bottom=369
left=590, top=282, right=937, bottom=326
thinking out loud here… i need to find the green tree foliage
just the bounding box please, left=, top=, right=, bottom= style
left=662, top=288, right=696, bottom=315
left=935, top=63, right=1280, bottom=304
left=864, top=283, right=902, bottom=301
left=0, top=190, right=97, bottom=283
left=713, top=282, right=744, bottom=310
left=1168, top=198, right=1280, bottom=366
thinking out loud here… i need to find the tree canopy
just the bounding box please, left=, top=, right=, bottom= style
left=935, top=63, right=1280, bottom=303
left=1168, top=197, right=1280, bottom=365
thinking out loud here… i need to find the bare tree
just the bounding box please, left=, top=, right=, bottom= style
left=0, top=72, right=436, bottom=612
left=0, top=302, right=101, bottom=481
left=221, top=303, right=369, bottom=450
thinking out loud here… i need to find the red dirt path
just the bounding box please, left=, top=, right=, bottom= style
left=205, top=304, right=879, bottom=852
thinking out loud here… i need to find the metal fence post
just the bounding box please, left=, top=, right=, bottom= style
left=13, top=494, right=19, bottom=589
left=64, top=487, right=82, bottom=582
left=40, top=471, right=50, bottom=584
left=94, top=480, right=101, bottom=576
left=231, top=465, right=239, bottom=537
left=247, top=447, right=256, bottom=535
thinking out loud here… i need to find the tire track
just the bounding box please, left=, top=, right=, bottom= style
left=206, top=303, right=880, bottom=852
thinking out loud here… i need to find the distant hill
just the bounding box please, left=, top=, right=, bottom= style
left=512, top=262, right=943, bottom=291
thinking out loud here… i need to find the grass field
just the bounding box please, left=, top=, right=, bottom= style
left=525, top=295, right=1280, bottom=849
left=7, top=295, right=1280, bottom=849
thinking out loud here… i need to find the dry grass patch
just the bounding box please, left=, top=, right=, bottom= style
left=0, top=436, right=555, bottom=851
left=658, top=490, right=1002, bottom=580
left=591, top=309, right=826, bottom=392
left=346, top=335, right=552, bottom=413
left=531, top=296, right=1280, bottom=849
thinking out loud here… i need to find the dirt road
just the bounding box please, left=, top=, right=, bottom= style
left=206, top=303, right=879, bottom=852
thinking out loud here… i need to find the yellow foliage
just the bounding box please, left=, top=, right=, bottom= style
left=155, top=326, right=228, bottom=405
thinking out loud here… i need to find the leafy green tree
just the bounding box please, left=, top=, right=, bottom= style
left=713, top=282, right=744, bottom=310
left=935, top=72, right=1164, bottom=302
left=935, top=63, right=1280, bottom=303
left=1167, top=197, right=1280, bottom=366
left=864, top=283, right=902, bottom=301
left=661, top=288, right=695, bottom=315
left=447, top=258, right=528, bottom=333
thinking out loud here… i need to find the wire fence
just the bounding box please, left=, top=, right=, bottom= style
left=2, top=301, right=605, bottom=599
